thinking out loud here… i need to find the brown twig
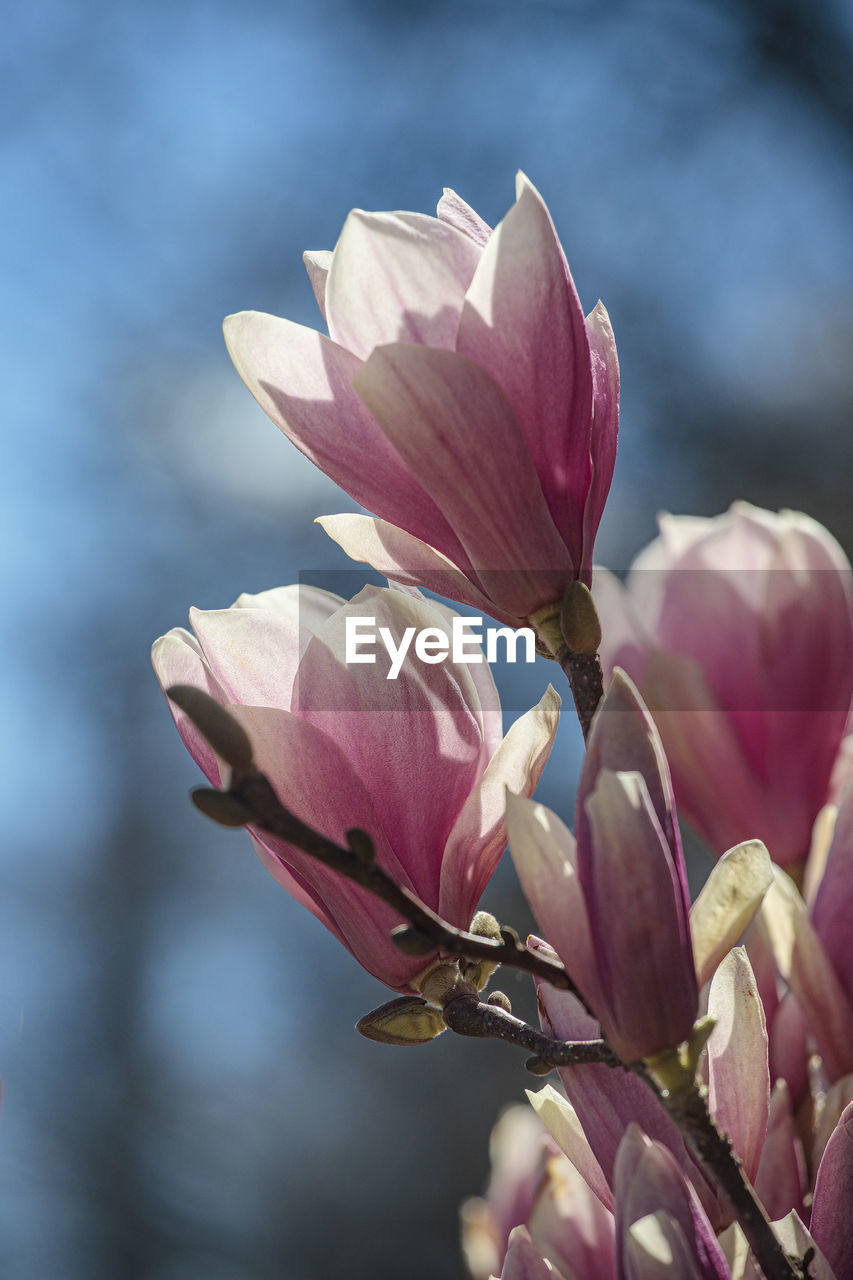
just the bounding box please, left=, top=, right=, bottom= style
left=557, top=646, right=605, bottom=741
left=440, top=987, right=620, bottom=1069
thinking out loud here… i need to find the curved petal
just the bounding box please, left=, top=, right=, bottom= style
left=506, top=796, right=603, bottom=1012
left=528, top=1153, right=615, bottom=1280
left=230, top=703, right=425, bottom=989
left=223, top=311, right=465, bottom=560
left=325, top=209, right=482, bottom=357
left=614, top=1127, right=729, bottom=1280
left=527, top=1085, right=613, bottom=1211
left=500, top=1227, right=565, bottom=1280
left=436, top=187, right=492, bottom=245
left=580, top=304, right=620, bottom=582
left=316, top=513, right=513, bottom=623
left=302, top=249, right=332, bottom=321
left=583, top=769, right=697, bottom=1061
left=439, top=686, right=560, bottom=925
left=456, top=173, right=594, bottom=567
left=810, top=1102, right=853, bottom=1280
left=579, top=670, right=688, bottom=923
left=812, top=783, right=853, bottom=1005
left=352, top=342, right=574, bottom=618
left=753, top=1082, right=806, bottom=1222
left=536, top=983, right=721, bottom=1228
left=151, top=628, right=228, bottom=785
left=690, top=840, right=773, bottom=988
left=187, top=583, right=343, bottom=712
left=293, top=586, right=487, bottom=909
left=759, top=867, right=853, bottom=1081
left=706, top=948, right=769, bottom=1182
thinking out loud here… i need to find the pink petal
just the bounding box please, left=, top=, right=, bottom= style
left=527, top=1084, right=614, bottom=1212
left=353, top=342, right=574, bottom=618
left=292, top=587, right=487, bottom=911
left=506, top=797, right=603, bottom=1012
left=223, top=311, right=465, bottom=561
left=455, top=173, right=594, bottom=568
left=580, top=304, right=620, bottom=582
left=302, top=249, right=332, bottom=321
left=592, top=568, right=652, bottom=687
left=316, top=514, right=514, bottom=623
left=811, top=783, right=853, bottom=1006
left=439, top=687, right=560, bottom=926
left=706, top=948, right=769, bottom=1183
left=231, top=703, right=426, bottom=990
left=324, top=209, right=482, bottom=358
left=436, top=187, right=492, bottom=245
left=810, top=1102, right=853, bottom=1280
left=536, top=983, right=721, bottom=1228
left=500, top=1227, right=566, bottom=1280
left=528, top=1153, right=615, bottom=1280
left=754, top=1082, right=807, bottom=1222
left=614, top=1127, right=729, bottom=1280
left=582, top=769, right=697, bottom=1061
left=578, top=671, right=691, bottom=962
left=151, top=628, right=228, bottom=785
left=188, top=585, right=339, bottom=711
left=760, top=868, right=853, bottom=1081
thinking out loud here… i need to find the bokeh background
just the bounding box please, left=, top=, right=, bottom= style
left=4, top=0, right=853, bottom=1275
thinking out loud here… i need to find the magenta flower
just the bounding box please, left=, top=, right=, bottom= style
left=595, top=503, right=853, bottom=868
left=223, top=175, right=619, bottom=632
left=152, top=583, right=559, bottom=991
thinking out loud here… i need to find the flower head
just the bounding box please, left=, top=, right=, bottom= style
left=594, top=503, right=853, bottom=868
left=224, top=174, right=619, bottom=633
left=153, top=583, right=559, bottom=991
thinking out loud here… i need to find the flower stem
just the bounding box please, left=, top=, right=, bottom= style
left=557, top=647, right=605, bottom=740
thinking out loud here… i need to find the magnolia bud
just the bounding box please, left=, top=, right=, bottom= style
left=356, top=996, right=446, bottom=1046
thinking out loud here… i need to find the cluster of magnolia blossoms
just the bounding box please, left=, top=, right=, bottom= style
left=154, top=174, right=853, bottom=1280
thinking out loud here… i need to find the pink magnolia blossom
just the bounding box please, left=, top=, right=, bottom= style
left=594, top=503, right=853, bottom=869
left=152, top=583, right=559, bottom=991
left=223, top=174, right=619, bottom=632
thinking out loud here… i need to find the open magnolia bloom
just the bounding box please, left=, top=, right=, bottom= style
left=594, top=503, right=853, bottom=869
left=152, top=583, right=559, bottom=992
left=223, top=174, right=618, bottom=635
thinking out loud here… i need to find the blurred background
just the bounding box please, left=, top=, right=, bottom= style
left=3, top=0, right=853, bottom=1275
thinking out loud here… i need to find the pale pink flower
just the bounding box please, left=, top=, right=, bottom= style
left=152, top=584, right=559, bottom=991
left=223, top=174, right=619, bottom=630
left=594, top=503, right=853, bottom=869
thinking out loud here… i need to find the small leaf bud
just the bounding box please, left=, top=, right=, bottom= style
left=559, top=582, right=602, bottom=655
left=356, top=996, right=447, bottom=1046
left=191, top=787, right=253, bottom=827
left=525, top=1056, right=554, bottom=1076
left=486, top=991, right=512, bottom=1013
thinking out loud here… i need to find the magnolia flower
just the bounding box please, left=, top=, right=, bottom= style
left=223, top=174, right=619, bottom=636
left=152, top=584, right=559, bottom=991
left=594, top=503, right=853, bottom=868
